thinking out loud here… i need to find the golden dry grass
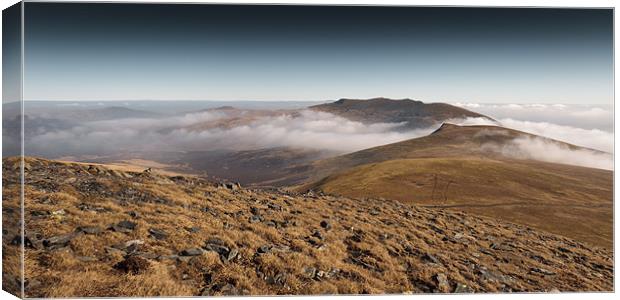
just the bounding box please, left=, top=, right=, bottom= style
left=305, top=157, right=613, bottom=249
left=294, top=124, right=613, bottom=249
left=2, top=157, right=614, bottom=297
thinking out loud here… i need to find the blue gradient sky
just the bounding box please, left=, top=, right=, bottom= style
left=22, top=4, right=613, bottom=104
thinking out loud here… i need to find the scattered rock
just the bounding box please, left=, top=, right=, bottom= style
left=220, top=283, right=249, bottom=296
left=454, top=283, right=474, bottom=293
left=11, top=234, right=41, bottom=249
left=225, top=248, right=239, bottom=262
left=267, top=202, right=281, bottom=211
left=311, top=230, right=324, bottom=240
left=434, top=273, right=450, bottom=293
left=180, top=248, right=204, bottom=256
left=130, top=252, right=159, bottom=259
left=320, top=220, right=331, bottom=230
left=303, top=267, right=317, bottom=279
left=157, top=254, right=179, bottom=261
left=105, top=246, right=126, bottom=256
left=110, top=220, right=137, bottom=233
left=422, top=253, right=441, bottom=265
left=249, top=215, right=263, bottom=223
left=224, top=182, right=241, bottom=190
left=148, top=228, right=168, bottom=240
left=204, top=243, right=229, bottom=256
left=112, top=239, right=145, bottom=254
left=531, top=267, right=556, bottom=276
left=43, top=233, right=76, bottom=250
left=75, top=256, right=98, bottom=262
left=75, top=226, right=102, bottom=235
left=185, top=226, right=201, bottom=233
left=127, top=211, right=139, bottom=218
left=257, top=244, right=272, bottom=254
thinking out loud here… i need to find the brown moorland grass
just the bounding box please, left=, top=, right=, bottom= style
left=303, top=157, right=613, bottom=249
left=2, top=157, right=613, bottom=297
left=293, top=124, right=613, bottom=249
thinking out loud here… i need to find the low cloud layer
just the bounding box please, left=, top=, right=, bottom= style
left=453, top=102, right=613, bottom=131
left=480, top=135, right=613, bottom=171
left=21, top=102, right=613, bottom=171
left=448, top=104, right=614, bottom=153
left=25, top=110, right=434, bottom=157
left=447, top=103, right=613, bottom=170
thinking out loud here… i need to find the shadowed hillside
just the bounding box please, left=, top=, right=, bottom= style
left=2, top=157, right=613, bottom=296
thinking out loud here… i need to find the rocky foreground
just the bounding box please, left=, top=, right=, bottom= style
left=2, top=157, right=613, bottom=297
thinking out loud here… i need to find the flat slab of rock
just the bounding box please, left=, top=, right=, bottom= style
left=75, top=226, right=102, bottom=235
left=148, top=228, right=168, bottom=240
left=109, top=220, right=137, bottom=233
left=43, top=233, right=76, bottom=250
left=180, top=248, right=204, bottom=256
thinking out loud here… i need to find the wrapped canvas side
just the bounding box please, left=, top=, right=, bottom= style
left=2, top=1, right=24, bottom=299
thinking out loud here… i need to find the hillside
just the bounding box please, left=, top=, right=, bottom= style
left=177, top=147, right=333, bottom=185
left=294, top=124, right=613, bottom=248
left=310, top=98, right=492, bottom=129
left=2, top=157, right=613, bottom=297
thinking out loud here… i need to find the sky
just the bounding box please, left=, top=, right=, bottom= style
left=17, top=3, right=614, bottom=104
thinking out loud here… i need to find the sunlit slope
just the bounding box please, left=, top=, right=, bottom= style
left=2, top=157, right=613, bottom=296
left=298, top=124, right=613, bottom=248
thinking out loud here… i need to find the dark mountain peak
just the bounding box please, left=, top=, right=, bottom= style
left=311, top=97, right=492, bottom=129
left=333, top=97, right=420, bottom=105
left=210, top=105, right=236, bottom=110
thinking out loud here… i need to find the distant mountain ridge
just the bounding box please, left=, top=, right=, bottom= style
left=310, top=97, right=492, bottom=129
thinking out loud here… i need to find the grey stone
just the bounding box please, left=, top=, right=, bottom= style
left=75, top=226, right=102, bottom=235
left=148, top=228, right=168, bottom=240
left=434, top=273, right=450, bottom=293
left=226, top=248, right=239, bottom=262
left=454, top=283, right=474, bottom=293
left=303, top=267, right=317, bottom=279
left=75, top=256, right=98, bottom=262
left=180, top=248, right=204, bottom=256
left=249, top=215, right=263, bottom=223
left=43, top=233, right=76, bottom=250
left=257, top=244, right=272, bottom=254
left=320, top=220, right=331, bottom=229
left=531, top=267, right=556, bottom=276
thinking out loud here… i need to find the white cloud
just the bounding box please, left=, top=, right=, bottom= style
left=483, top=136, right=613, bottom=171
left=24, top=103, right=614, bottom=171
left=451, top=103, right=613, bottom=131
left=25, top=110, right=435, bottom=156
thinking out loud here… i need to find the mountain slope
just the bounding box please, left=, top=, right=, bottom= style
left=293, top=124, right=613, bottom=248
left=310, top=98, right=492, bottom=129
left=2, top=157, right=613, bottom=297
